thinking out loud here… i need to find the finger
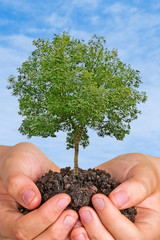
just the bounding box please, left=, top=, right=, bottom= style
left=2, top=194, right=71, bottom=240
left=109, top=162, right=158, bottom=209
left=0, top=142, right=60, bottom=209
left=0, top=142, right=60, bottom=178
left=71, top=227, right=91, bottom=240
left=0, top=150, right=41, bottom=209
left=63, top=221, right=83, bottom=240
left=92, top=194, right=141, bottom=240
left=34, top=209, right=78, bottom=240
left=3, top=172, right=41, bottom=209
left=72, top=220, right=83, bottom=230
left=79, top=207, right=115, bottom=240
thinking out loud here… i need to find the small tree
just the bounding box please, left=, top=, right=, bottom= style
left=8, top=32, right=147, bottom=175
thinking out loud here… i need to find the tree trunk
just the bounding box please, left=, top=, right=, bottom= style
left=74, top=127, right=83, bottom=175
left=74, top=136, right=79, bottom=175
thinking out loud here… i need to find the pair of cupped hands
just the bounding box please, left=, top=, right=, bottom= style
left=0, top=142, right=160, bottom=240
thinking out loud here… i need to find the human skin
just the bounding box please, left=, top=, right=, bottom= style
left=0, top=143, right=78, bottom=240
left=70, top=153, right=160, bottom=240
left=1, top=144, right=160, bottom=239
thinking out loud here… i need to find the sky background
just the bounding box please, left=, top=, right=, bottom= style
left=0, top=0, right=160, bottom=169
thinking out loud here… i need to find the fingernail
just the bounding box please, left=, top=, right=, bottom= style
left=22, top=189, right=35, bottom=206
left=64, top=216, right=76, bottom=228
left=113, top=190, right=128, bottom=208
left=80, top=210, right=92, bottom=223
left=93, top=197, right=105, bottom=210
left=74, top=224, right=81, bottom=229
left=57, top=197, right=69, bottom=210
left=73, top=234, right=85, bottom=240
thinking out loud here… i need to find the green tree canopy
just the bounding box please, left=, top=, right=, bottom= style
left=8, top=32, right=147, bottom=175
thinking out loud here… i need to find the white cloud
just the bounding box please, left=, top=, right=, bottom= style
left=96, top=2, right=160, bottom=158
left=26, top=27, right=48, bottom=34
left=104, top=2, right=137, bottom=14
left=0, top=0, right=34, bottom=13
left=0, top=35, right=34, bottom=84
left=101, top=3, right=160, bottom=66
left=46, top=12, right=69, bottom=28
left=0, top=90, right=22, bottom=142
left=1, top=35, right=34, bottom=52
left=151, top=1, right=160, bottom=10
left=0, top=35, right=35, bottom=146
left=128, top=11, right=160, bottom=31
left=0, top=47, right=25, bottom=82
left=69, top=29, right=92, bottom=41
left=104, top=3, right=160, bottom=35
left=130, top=89, right=160, bottom=138
left=1, top=1, right=160, bottom=166
left=90, top=15, right=100, bottom=25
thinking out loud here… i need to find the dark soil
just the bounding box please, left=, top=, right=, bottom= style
left=19, top=167, right=137, bottom=222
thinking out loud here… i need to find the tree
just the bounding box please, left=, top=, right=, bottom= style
left=7, top=32, right=147, bottom=175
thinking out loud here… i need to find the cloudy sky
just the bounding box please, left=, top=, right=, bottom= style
left=0, top=0, right=160, bottom=169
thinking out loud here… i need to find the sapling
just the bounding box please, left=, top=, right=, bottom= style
left=7, top=32, right=147, bottom=175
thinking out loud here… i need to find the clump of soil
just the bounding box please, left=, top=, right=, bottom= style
left=19, top=167, right=137, bottom=222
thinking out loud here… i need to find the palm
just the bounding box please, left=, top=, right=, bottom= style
left=135, top=193, right=160, bottom=238
left=0, top=179, right=22, bottom=239
left=96, top=153, right=160, bottom=239
left=0, top=143, right=60, bottom=239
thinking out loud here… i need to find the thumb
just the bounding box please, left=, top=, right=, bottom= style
left=109, top=163, right=158, bottom=209
left=4, top=172, right=41, bottom=210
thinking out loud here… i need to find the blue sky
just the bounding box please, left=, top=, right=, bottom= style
left=0, top=0, right=160, bottom=169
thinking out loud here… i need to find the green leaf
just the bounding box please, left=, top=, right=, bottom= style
left=7, top=32, right=147, bottom=172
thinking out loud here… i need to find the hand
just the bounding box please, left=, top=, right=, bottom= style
left=70, top=153, right=160, bottom=240
left=0, top=142, right=78, bottom=239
